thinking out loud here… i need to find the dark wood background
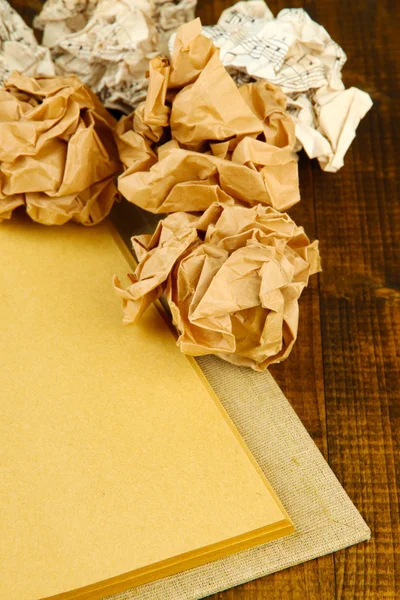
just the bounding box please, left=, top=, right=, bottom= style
left=11, top=1, right=399, bottom=598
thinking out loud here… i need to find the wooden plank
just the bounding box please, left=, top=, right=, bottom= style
left=308, top=0, right=400, bottom=598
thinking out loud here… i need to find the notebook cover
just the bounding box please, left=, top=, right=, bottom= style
left=107, top=355, right=370, bottom=600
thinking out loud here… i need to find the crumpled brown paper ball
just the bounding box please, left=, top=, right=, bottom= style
left=115, top=19, right=300, bottom=214
left=0, top=73, right=121, bottom=225
left=114, top=203, right=321, bottom=370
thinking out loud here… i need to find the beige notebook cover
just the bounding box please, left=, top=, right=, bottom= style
left=111, top=355, right=370, bottom=600
left=0, top=217, right=293, bottom=600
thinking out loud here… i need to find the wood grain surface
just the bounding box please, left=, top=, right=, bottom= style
left=10, top=1, right=400, bottom=598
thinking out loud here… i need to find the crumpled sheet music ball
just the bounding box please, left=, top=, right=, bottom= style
left=0, top=0, right=55, bottom=85
left=115, top=18, right=301, bottom=214
left=114, top=203, right=321, bottom=371
left=34, top=0, right=198, bottom=113
left=0, top=73, right=121, bottom=225
left=201, top=1, right=373, bottom=172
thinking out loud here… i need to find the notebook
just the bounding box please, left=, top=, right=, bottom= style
left=0, top=216, right=293, bottom=600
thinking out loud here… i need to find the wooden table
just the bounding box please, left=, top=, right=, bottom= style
left=11, top=1, right=399, bottom=598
